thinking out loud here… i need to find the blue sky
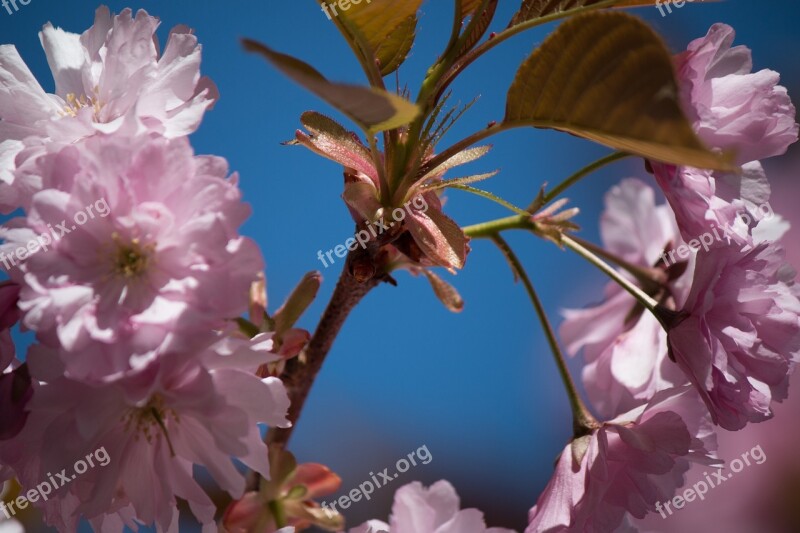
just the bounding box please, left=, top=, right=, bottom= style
left=2, top=1, right=799, bottom=531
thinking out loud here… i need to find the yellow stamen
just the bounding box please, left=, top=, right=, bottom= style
left=122, top=394, right=179, bottom=457
left=60, top=88, right=103, bottom=120
left=110, top=233, right=154, bottom=279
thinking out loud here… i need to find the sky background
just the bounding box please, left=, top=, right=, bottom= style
left=2, top=1, right=800, bottom=531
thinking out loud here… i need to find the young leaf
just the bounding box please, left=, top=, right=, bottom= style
left=243, top=39, right=419, bottom=133
left=422, top=270, right=465, bottom=312
left=323, top=0, right=423, bottom=76
left=461, top=0, right=486, bottom=18
left=504, top=12, right=733, bottom=170
left=509, top=0, right=678, bottom=26
left=422, top=145, right=492, bottom=180
left=343, top=181, right=382, bottom=222
left=420, top=171, right=498, bottom=192
left=274, top=272, right=322, bottom=336
left=295, top=111, right=376, bottom=178
left=406, top=208, right=469, bottom=271
left=374, top=15, right=418, bottom=76
left=458, top=0, right=499, bottom=55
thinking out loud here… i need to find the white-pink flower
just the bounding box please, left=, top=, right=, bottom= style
left=0, top=6, right=217, bottom=212
left=677, top=24, right=798, bottom=165
left=560, top=179, right=690, bottom=418
left=652, top=162, right=768, bottom=247
left=1, top=134, right=262, bottom=382
left=666, top=242, right=800, bottom=430
left=527, top=386, right=717, bottom=533
left=349, top=480, right=514, bottom=533
left=651, top=23, right=797, bottom=245
left=10, top=335, right=290, bottom=532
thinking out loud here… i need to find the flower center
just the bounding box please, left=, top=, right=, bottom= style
left=122, top=394, right=179, bottom=456
left=111, top=233, right=154, bottom=279
left=61, top=90, right=103, bottom=120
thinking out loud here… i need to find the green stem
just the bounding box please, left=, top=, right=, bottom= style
left=561, top=234, right=659, bottom=313
left=416, top=0, right=490, bottom=108
left=463, top=214, right=533, bottom=239
left=569, top=235, right=666, bottom=292
left=445, top=0, right=466, bottom=59
left=368, top=134, right=389, bottom=201
left=268, top=500, right=287, bottom=528
left=463, top=217, right=665, bottom=322
left=490, top=234, right=598, bottom=435
left=541, top=152, right=631, bottom=206
left=434, top=0, right=626, bottom=98
left=402, top=0, right=493, bottom=194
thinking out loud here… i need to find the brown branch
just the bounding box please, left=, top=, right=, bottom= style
left=266, top=253, right=380, bottom=450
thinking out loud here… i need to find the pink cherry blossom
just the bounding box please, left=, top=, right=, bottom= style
left=636, top=355, right=800, bottom=532
left=350, top=480, right=515, bottom=533
left=0, top=134, right=262, bottom=382
left=7, top=335, right=290, bottom=532
left=651, top=23, right=797, bottom=245
left=527, top=386, right=717, bottom=533
left=0, top=6, right=218, bottom=212
left=560, top=179, right=690, bottom=418
left=666, top=242, right=800, bottom=430
left=651, top=161, right=768, bottom=246
left=677, top=24, right=798, bottom=164
left=563, top=176, right=799, bottom=432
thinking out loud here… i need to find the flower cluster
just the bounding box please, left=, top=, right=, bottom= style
left=2, top=4, right=798, bottom=533
left=0, top=7, right=295, bottom=531
left=530, top=24, right=800, bottom=531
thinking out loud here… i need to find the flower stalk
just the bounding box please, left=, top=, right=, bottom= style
left=540, top=152, right=631, bottom=206
left=464, top=219, right=664, bottom=324
left=560, top=234, right=660, bottom=314
left=490, top=235, right=598, bottom=436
